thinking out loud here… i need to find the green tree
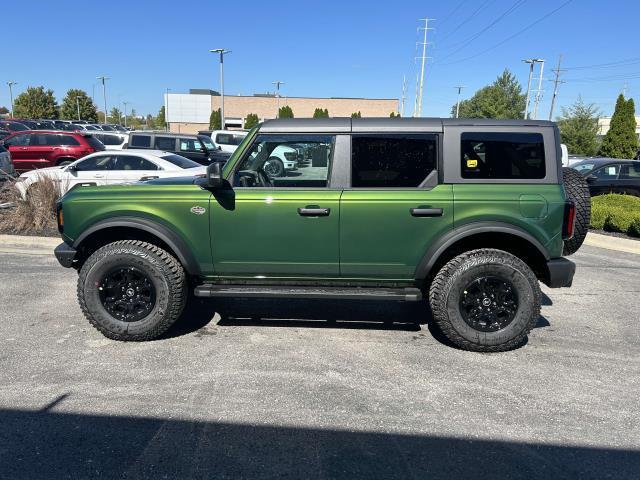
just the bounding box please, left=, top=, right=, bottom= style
left=60, top=89, right=98, bottom=122
left=12, top=86, right=59, bottom=119
left=146, top=114, right=156, bottom=129
left=557, top=96, right=600, bottom=156
left=599, top=94, right=638, bottom=158
left=390, top=112, right=401, bottom=117
left=351, top=111, right=362, bottom=118
left=244, top=113, right=259, bottom=129
left=454, top=69, right=526, bottom=119
left=209, top=108, right=222, bottom=130
left=156, top=105, right=166, bottom=129
left=0, top=106, right=9, bottom=115
left=278, top=105, right=294, bottom=118
left=313, top=108, right=329, bottom=118
left=108, top=107, right=122, bottom=124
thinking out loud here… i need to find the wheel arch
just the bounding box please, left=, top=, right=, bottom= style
left=416, top=222, right=550, bottom=283
left=72, top=217, right=200, bottom=275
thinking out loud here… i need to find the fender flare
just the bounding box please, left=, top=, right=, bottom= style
left=415, top=222, right=550, bottom=280
left=72, top=216, right=200, bottom=275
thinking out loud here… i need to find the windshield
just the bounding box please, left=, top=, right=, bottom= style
left=3, top=122, right=28, bottom=131
left=572, top=162, right=596, bottom=174
left=198, top=136, right=215, bottom=150
left=160, top=153, right=202, bottom=169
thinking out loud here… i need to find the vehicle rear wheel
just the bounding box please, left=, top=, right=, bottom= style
left=562, top=167, right=591, bottom=255
left=264, top=157, right=285, bottom=177
left=77, top=240, right=187, bottom=341
left=429, top=249, right=541, bottom=352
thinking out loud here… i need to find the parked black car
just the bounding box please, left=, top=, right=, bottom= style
left=572, top=158, right=640, bottom=197
left=0, top=120, right=29, bottom=132
left=125, top=132, right=230, bottom=165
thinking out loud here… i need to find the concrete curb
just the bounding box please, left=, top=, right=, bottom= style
left=1, top=231, right=639, bottom=257
left=584, top=232, right=640, bottom=255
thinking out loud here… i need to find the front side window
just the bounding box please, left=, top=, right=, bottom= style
left=198, top=136, right=215, bottom=150
left=114, top=155, right=159, bottom=171
left=461, top=132, right=545, bottom=179
left=155, top=136, right=176, bottom=150
left=351, top=134, right=437, bottom=188
left=5, top=134, right=30, bottom=146
left=130, top=135, right=151, bottom=148
left=234, top=134, right=334, bottom=188
left=73, top=155, right=114, bottom=171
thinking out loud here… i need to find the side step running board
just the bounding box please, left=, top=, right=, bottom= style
left=194, top=285, right=422, bottom=302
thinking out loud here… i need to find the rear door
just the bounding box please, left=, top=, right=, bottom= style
left=340, top=134, right=453, bottom=279
left=614, top=163, right=640, bottom=196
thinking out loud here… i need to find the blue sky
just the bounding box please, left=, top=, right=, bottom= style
left=2, top=0, right=637, bottom=119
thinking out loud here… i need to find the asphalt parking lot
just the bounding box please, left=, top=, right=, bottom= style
left=0, top=244, right=639, bottom=479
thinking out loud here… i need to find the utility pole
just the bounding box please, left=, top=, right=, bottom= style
left=415, top=18, right=434, bottom=117
left=165, top=88, right=170, bottom=132
left=210, top=49, right=231, bottom=130
left=96, top=76, right=109, bottom=124
left=548, top=54, right=566, bottom=121
left=400, top=75, right=407, bottom=117
left=76, top=96, right=81, bottom=121
left=123, top=101, right=129, bottom=127
left=622, top=82, right=628, bottom=97
left=522, top=59, right=543, bottom=119
left=272, top=81, right=285, bottom=117
left=6, top=81, right=17, bottom=118
left=454, top=85, right=465, bottom=118
left=532, top=59, right=545, bottom=120
left=412, top=70, right=420, bottom=117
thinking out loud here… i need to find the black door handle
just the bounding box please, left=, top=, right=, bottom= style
left=410, top=207, right=443, bottom=217
left=298, top=207, right=330, bottom=217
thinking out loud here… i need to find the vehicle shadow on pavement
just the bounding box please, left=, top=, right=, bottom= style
left=1, top=406, right=638, bottom=480
left=164, top=297, right=551, bottom=347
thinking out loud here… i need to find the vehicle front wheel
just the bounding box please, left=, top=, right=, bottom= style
left=77, top=240, right=187, bottom=341
left=264, top=157, right=285, bottom=177
left=429, top=249, right=541, bottom=352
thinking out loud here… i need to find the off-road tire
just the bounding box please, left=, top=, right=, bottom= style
left=562, top=167, right=591, bottom=255
left=429, top=249, right=541, bottom=352
left=78, top=240, right=187, bottom=341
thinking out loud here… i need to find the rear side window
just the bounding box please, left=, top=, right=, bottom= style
left=351, top=134, right=437, bottom=188
left=461, top=132, right=545, bottom=179
left=101, top=134, right=124, bottom=146
left=154, top=136, right=176, bottom=150
left=619, top=163, right=640, bottom=179
left=114, top=155, right=159, bottom=171
left=84, top=135, right=105, bottom=150
left=57, top=135, right=81, bottom=146
left=130, top=135, right=151, bottom=148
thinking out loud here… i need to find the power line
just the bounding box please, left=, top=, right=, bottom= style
left=439, top=0, right=574, bottom=66
left=439, top=0, right=470, bottom=27
left=564, top=57, right=640, bottom=71
left=438, top=0, right=495, bottom=43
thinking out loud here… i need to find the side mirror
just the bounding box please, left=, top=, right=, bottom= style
left=586, top=174, right=597, bottom=184
left=205, top=161, right=223, bottom=189
left=66, top=164, right=77, bottom=172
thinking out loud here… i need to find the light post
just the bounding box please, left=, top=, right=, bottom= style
left=6, top=81, right=17, bottom=118
left=96, top=76, right=109, bottom=123
left=454, top=85, right=465, bottom=118
left=76, top=96, right=81, bottom=121
left=209, top=49, right=231, bottom=130
left=165, top=88, right=170, bottom=132
left=272, top=81, right=285, bottom=118
left=123, top=101, right=129, bottom=128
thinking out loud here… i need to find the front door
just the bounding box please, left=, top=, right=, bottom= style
left=340, top=134, right=453, bottom=279
left=64, top=154, right=114, bottom=192
left=4, top=133, right=32, bottom=171
left=210, top=134, right=341, bottom=278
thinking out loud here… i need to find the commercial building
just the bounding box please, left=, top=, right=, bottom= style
left=165, top=89, right=399, bottom=133
left=597, top=116, right=640, bottom=139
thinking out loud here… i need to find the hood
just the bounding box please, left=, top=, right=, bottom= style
left=21, top=166, right=65, bottom=178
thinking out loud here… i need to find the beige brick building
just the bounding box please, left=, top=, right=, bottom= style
left=166, top=90, right=398, bottom=133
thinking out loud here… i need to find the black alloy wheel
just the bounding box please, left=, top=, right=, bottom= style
left=99, top=266, right=156, bottom=322
left=459, top=276, right=519, bottom=332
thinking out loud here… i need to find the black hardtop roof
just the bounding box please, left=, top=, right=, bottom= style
left=260, top=117, right=555, bottom=133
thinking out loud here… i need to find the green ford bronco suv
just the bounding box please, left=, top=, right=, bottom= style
left=54, top=118, right=590, bottom=352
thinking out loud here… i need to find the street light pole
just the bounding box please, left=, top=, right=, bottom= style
left=272, top=81, right=285, bottom=117
left=454, top=85, right=465, bottom=118
left=532, top=59, right=545, bottom=120
left=523, top=60, right=535, bottom=119
left=6, top=81, right=17, bottom=118
left=165, top=88, right=170, bottom=132
left=123, top=101, right=129, bottom=128
left=96, top=76, right=109, bottom=123
left=76, top=96, right=81, bottom=121
left=210, top=49, right=231, bottom=130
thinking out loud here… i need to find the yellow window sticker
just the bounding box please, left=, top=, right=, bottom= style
left=466, top=159, right=478, bottom=168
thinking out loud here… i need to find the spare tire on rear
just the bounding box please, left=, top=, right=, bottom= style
left=562, top=167, right=591, bottom=255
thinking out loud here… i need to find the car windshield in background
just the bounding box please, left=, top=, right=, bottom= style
left=2, top=122, right=28, bottom=131
left=84, top=135, right=106, bottom=150
left=160, top=154, right=202, bottom=169
left=198, top=136, right=215, bottom=150
left=572, top=162, right=596, bottom=174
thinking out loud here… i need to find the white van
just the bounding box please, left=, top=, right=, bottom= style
left=210, top=130, right=248, bottom=153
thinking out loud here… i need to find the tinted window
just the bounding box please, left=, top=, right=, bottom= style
left=199, top=136, right=215, bottom=150
left=160, top=154, right=201, bottom=169
left=2, top=122, right=28, bottom=131
left=130, top=135, right=151, bottom=148
left=114, top=155, right=159, bottom=171
left=351, top=134, right=437, bottom=188
left=215, top=133, right=244, bottom=145
left=592, top=164, right=621, bottom=179
left=100, top=125, right=116, bottom=131
left=84, top=135, right=105, bottom=150
left=56, top=135, right=80, bottom=146
left=73, top=155, right=114, bottom=171
left=30, top=134, right=50, bottom=145
left=102, top=134, right=124, bottom=146
left=235, top=134, right=333, bottom=188
left=179, top=138, right=201, bottom=152
left=461, top=132, right=545, bottom=179
left=619, top=163, right=640, bottom=179
left=5, top=134, right=30, bottom=146
left=155, top=137, right=176, bottom=150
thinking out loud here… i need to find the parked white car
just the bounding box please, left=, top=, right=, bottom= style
left=15, top=150, right=205, bottom=197
left=210, top=130, right=248, bottom=153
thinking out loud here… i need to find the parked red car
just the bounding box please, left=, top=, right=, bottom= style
left=0, top=130, right=105, bottom=172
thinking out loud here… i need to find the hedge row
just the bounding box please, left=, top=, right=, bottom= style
left=589, top=194, right=640, bottom=237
